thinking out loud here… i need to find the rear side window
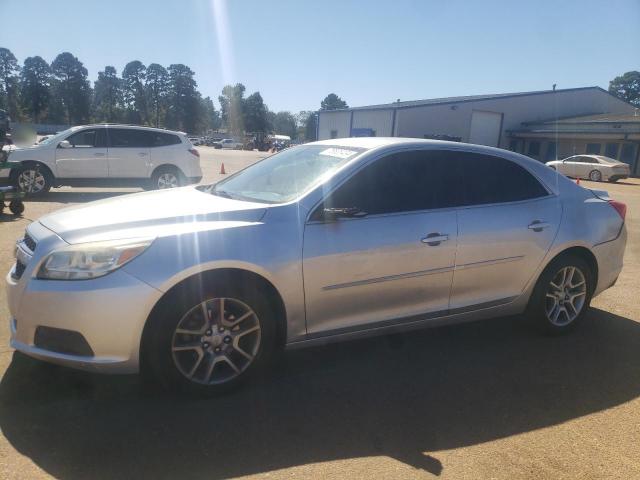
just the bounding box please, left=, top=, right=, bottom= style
left=108, top=129, right=149, bottom=148
left=452, top=151, right=548, bottom=206
left=321, top=150, right=459, bottom=216
left=146, top=131, right=181, bottom=147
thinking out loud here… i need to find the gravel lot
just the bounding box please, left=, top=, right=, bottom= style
left=0, top=147, right=639, bottom=479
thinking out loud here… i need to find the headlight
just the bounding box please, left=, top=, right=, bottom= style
left=37, top=238, right=154, bottom=280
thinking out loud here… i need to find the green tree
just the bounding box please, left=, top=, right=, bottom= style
left=272, top=111, right=297, bottom=138
left=219, top=83, right=245, bottom=135
left=320, top=93, right=348, bottom=111
left=609, top=71, right=640, bottom=107
left=0, top=47, right=21, bottom=119
left=122, top=60, right=148, bottom=124
left=93, top=66, right=123, bottom=122
left=145, top=63, right=169, bottom=127
left=51, top=52, right=91, bottom=124
left=304, top=112, right=318, bottom=141
left=20, top=56, right=51, bottom=123
left=166, top=64, right=200, bottom=133
left=243, top=91, right=269, bottom=133
left=199, top=96, right=220, bottom=133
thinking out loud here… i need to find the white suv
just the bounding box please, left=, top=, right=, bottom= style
left=0, top=124, right=203, bottom=194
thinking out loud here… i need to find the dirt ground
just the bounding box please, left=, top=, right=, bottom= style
left=1, top=148, right=639, bottom=479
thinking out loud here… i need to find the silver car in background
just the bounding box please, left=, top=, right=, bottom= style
left=546, top=154, right=631, bottom=182
left=6, top=138, right=627, bottom=394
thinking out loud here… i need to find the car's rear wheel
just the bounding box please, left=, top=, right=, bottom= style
left=589, top=169, right=602, bottom=182
left=145, top=279, right=276, bottom=394
left=526, top=255, right=593, bottom=334
left=151, top=166, right=184, bottom=190
left=14, top=164, right=52, bottom=195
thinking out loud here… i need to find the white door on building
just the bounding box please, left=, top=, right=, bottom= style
left=468, top=111, right=503, bottom=147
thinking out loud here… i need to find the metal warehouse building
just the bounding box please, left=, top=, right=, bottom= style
left=317, top=87, right=640, bottom=175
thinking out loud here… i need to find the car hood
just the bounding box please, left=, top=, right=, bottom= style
left=38, top=187, right=268, bottom=244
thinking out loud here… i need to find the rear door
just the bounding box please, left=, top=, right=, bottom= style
left=107, top=128, right=151, bottom=178
left=449, top=151, right=560, bottom=311
left=303, top=149, right=458, bottom=336
left=55, top=128, right=108, bottom=178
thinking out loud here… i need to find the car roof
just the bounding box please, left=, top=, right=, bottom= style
left=70, top=124, right=186, bottom=135
left=567, top=154, right=620, bottom=163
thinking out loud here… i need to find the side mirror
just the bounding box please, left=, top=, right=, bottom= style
left=323, top=207, right=367, bottom=221
left=58, top=140, right=72, bottom=149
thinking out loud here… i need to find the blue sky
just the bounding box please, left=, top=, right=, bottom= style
left=1, top=0, right=638, bottom=112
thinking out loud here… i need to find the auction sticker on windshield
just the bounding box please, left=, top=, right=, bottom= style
left=319, top=148, right=360, bottom=159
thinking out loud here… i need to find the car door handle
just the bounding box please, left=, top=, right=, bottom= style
left=94, top=152, right=106, bottom=157
left=421, top=233, right=449, bottom=246
left=528, top=221, right=551, bottom=232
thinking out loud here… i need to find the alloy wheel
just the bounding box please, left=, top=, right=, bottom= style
left=545, top=266, right=587, bottom=326
left=157, top=173, right=179, bottom=189
left=589, top=170, right=602, bottom=182
left=17, top=169, right=46, bottom=193
left=171, top=297, right=261, bottom=385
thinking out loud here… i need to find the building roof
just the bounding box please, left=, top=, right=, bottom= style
left=535, top=112, right=640, bottom=124
left=323, top=86, right=618, bottom=112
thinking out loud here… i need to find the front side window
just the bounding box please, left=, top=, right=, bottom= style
left=319, top=150, right=458, bottom=217
left=66, top=129, right=106, bottom=148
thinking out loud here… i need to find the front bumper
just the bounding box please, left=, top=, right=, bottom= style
left=7, top=265, right=163, bottom=374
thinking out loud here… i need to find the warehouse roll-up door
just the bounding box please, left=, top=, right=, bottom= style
left=468, top=110, right=503, bottom=147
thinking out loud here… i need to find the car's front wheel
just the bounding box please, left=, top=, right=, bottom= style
left=14, top=164, right=52, bottom=195
left=145, top=279, right=276, bottom=394
left=526, top=254, right=593, bottom=334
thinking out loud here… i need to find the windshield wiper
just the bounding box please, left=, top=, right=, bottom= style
left=211, top=188, right=234, bottom=199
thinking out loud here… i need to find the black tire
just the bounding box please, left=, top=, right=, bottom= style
left=144, top=277, right=277, bottom=395
left=150, top=166, right=184, bottom=190
left=588, top=169, right=602, bottom=182
left=13, top=163, right=52, bottom=196
left=526, top=254, right=594, bottom=335
left=9, top=199, right=24, bottom=216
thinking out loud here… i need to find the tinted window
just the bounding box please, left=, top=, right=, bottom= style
left=454, top=151, right=548, bottom=205
left=605, top=143, right=619, bottom=159
left=145, top=131, right=181, bottom=147
left=545, top=141, right=557, bottom=161
left=320, top=150, right=458, bottom=217
left=527, top=141, right=540, bottom=157
left=586, top=143, right=601, bottom=154
left=66, top=129, right=106, bottom=148
left=108, top=129, right=150, bottom=148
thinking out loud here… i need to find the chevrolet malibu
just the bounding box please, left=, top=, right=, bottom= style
left=7, top=138, right=627, bottom=394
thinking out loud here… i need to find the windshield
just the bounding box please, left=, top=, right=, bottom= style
left=208, top=145, right=366, bottom=203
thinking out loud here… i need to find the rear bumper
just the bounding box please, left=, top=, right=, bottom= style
left=592, top=224, right=627, bottom=297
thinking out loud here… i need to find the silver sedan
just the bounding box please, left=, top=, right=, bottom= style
left=7, top=138, right=627, bottom=394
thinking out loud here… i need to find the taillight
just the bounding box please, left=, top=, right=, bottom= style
left=188, top=148, right=200, bottom=157
left=609, top=200, right=627, bottom=221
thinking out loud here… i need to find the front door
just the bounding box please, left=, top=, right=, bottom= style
left=107, top=128, right=151, bottom=178
left=55, top=128, right=108, bottom=178
left=448, top=151, right=561, bottom=311
left=303, top=150, right=458, bottom=337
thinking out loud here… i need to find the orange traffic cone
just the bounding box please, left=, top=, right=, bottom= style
left=220, top=162, right=226, bottom=174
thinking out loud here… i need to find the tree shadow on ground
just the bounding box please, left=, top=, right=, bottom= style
left=1, top=308, right=639, bottom=479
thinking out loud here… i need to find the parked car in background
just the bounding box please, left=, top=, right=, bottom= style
left=0, top=124, right=202, bottom=194
left=188, top=137, right=203, bottom=146
left=546, top=155, right=630, bottom=182
left=7, top=138, right=627, bottom=394
left=215, top=138, right=244, bottom=150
